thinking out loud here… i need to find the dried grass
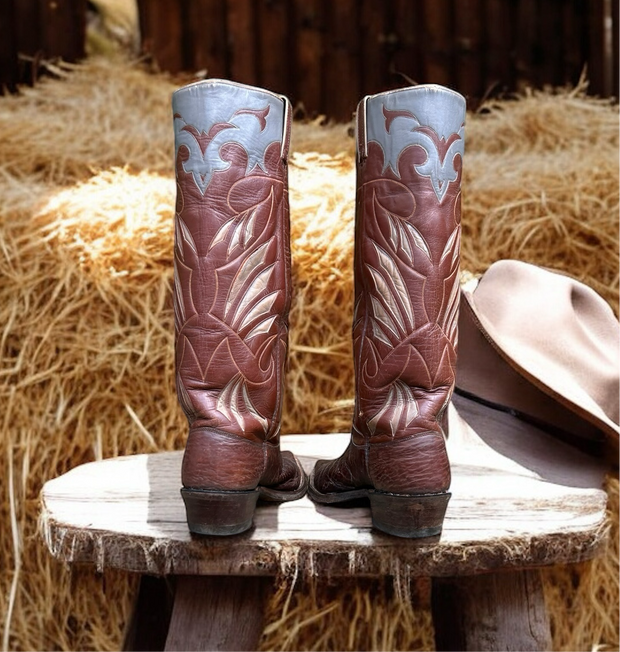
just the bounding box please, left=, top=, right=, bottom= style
left=0, top=58, right=617, bottom=651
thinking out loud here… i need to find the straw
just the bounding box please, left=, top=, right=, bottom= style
left=0, top=58, right=617, bottom=651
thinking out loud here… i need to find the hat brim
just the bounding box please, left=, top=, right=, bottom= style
left=448, top=394, right=609, bottom=488
left=459, top=287, right=619, bottom=459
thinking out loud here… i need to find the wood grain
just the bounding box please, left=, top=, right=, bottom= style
left=14, top=0, right=40, bottom=64
left=4, top=2, right=613, bottom=112
left=139, top=0, right=184, bottom=73
left=453, top=0, right=483, bottom=102
left=514, top=0, right=537, bottom=91
left=40, top=402, right=610, bottom=578
left=561, top=0, right=585, bottom=90
left=432, top=569, right=552, bottom=651
left=187, top=0, right=229, bottom=79
left=256, top=0, right=289, bottom=95
left=588, top=0, right=606, bottom=96
left=484, top=0, right=514, bottom=96
left=391, top=0, right=424, bottom=86
left=164, top=576, right=270, bottom=651
left=322, top=0, right=360, bottom=122
left=291, top=0, right=323, bottom=116
left=537, top=0, right=563, bottom=89
left=39, top=0, right=86, bottom=63
left=226, top=0, right=257, bottom=85
left=359, top=0, right=388, bottom=96
left=421, top=0, right=454, bottom=86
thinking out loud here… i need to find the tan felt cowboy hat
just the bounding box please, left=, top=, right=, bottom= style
left=455, top=259, right=620, bottom=461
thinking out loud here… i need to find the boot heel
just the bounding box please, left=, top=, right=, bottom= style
left=181, top=487, right=260, bottom=536
left=368, top=490, right=451, bottom=539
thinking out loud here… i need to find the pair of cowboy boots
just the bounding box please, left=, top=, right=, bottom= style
left=172, top=80, right=465, bottom=538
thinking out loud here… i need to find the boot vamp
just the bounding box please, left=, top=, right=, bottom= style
left=260, top=448, right=307, bottom=493
left=312, top=441, right=370, bottom=494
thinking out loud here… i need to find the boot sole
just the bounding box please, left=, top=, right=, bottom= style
left=308, top=471, right=450, bottom=539
left=182, top=468, right=309, bottom=536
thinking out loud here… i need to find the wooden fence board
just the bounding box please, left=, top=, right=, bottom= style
left=15, top=0, right=41, bottom=61
left=515, top=0, right=537, bottom=91
left=562, top=0, right=587, bottom=87
left=587, top=0, right=607, bottom=96
left=484, top=0, right=514, bottom=97
left=391, top=0, right=424, bottom=86
left=613, top=0, right=619, bottom=98
left=140, top=1, right=185, bottom=73
left=453, top=0, right=483, bottom=101
left=226, top=0, right=258, bottom=86
left=359, top=0, right=389, bottom=97
left=0, top=0, right=86, bottom=90
left=15, top=0, right=44, bottom=88
left=256, top=0, right=290, bottom=95
left=40, top=0, right=86, bottom=62
left=323, top=0, right=360, bottom=123
left=538, top=0, right=563, bottom=88
left=421, top=0, right=454, bottom=88
left=187, top=0, right=228, bottom=79
left=292, top=0, right=323, bottom=116
left=0, top=0, right=17, bottom=91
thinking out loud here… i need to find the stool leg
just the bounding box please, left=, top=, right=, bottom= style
left=164, top=575, right=272, bottom=652
left=123, top=575, right=174, bottom=651
left=431, top=569, right=551, bottom=651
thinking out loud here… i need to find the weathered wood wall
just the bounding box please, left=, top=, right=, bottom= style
left=0, top=0, right=86, bottom=92
left=138, top=0, right=619, bottom=121
left=0, top=0, right=617, bottom=122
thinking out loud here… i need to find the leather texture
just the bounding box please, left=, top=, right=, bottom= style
left=172, top=79, right=304, bottom=494
left=313, top=85, right=466, bottom=496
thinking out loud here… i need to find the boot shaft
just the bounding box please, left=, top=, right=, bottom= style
left=172, top=80, right=292, bottom=445
left=352, top=86, right=466, bottom=444
left=309, top=85, right=466, bottom=532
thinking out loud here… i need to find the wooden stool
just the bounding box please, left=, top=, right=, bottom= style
left=40, top=399, right=610, bottom=651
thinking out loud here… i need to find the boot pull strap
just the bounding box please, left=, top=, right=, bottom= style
left=280, top=95, right=292, bottom=162
left=356, top=96, right=369, bottom=162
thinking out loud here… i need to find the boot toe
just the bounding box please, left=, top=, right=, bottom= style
left=310, top=454, right=368, bottom=498
left=259, top=450, right=308, bottom=500
left=311, top=458, right=338, bottom=494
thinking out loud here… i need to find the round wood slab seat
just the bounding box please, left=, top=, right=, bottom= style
left=41, top=399, right=609, bottom=577
left=39, top=398, right=611, bottom=651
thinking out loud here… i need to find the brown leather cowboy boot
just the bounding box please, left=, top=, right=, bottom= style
left=309, top=85, right=466, bottom=538
left=172, top=80, right=307, bottom=535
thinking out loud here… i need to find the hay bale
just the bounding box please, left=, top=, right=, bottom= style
left=0, top=58, right=617, bottom=651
